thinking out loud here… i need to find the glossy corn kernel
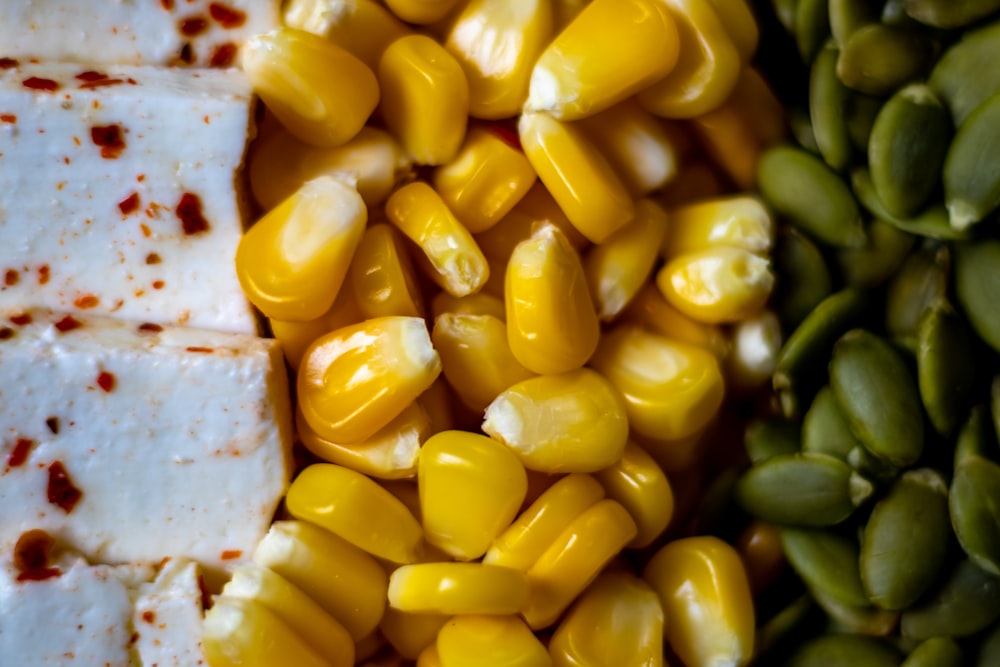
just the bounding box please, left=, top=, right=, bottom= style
left=284, top=0, right=410, bottom=69
left=705, top=0, right=758, bottom=62
left=590, top=325, right=725, bottom=442
left=484, top=474, right=605, bottom=571
left=549, top=571, right=665, bottom=667
left=584, top=199, right=670, bottom=320
left=666, top=197, right=773, bottom=260
left=643, top=536, right=755, bottom=667
left=505, top=224, right=599, bottom=374
left=432, top=127, right=538, bottom=233
left=522, top=499, right=638, bottom=629
left=298, top=316, right=441, bottom=444
left=431, top=291, right=507, bottom=321
left=656, top=247, right=775, bottom=324
left=204, top=596, right=331, bottom=667
left=436, top=616, right=551, bottom=667
left=349, top=223, right=425, bottom=320
left=637, top=0, right=742, bottom=119
left=518, top=112, right=635, bottom=243
left=727, top=310, right=782, bottom=392
left=736, top=520, right=785, bottom=594
left=419, top=430, right=527, bottom=559
left=384, top=0, right=464, bottom=24
left=691, top=104, right=762, bottom=190
left=386, top=182, right=490, bottom=297
left=474, top=183, right=589, bottom=261
left=389, top=563, right=529, bottom=615
left=596, top=441, right=675, bottom=548
left=620, top=284, right=730, bottom=360
left=552, top=0, right=590, bottom=27
left=380, top=608, right=451, bottom=660
left=525, top=0, right=679, bottom=120
left=380, top=35, right=469, bottom=165
left=270, top=285, right=364, bottom=371
left=222, top=564, right=355, bottom=667
left=418, top=643, right=444, bottom=667
left=253, top=521, right=387, bottom=641
left=243, top=27, right=379, bottom=147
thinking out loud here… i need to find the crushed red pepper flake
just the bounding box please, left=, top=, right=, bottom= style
left=178, top=43, right=195, bottom=65
left=220, top=549, right=242, bottom=560
left=22, top=77, right=59, bottom=91
left=209, top=3, right=246, bottom=28
left=80, top=78, right=127, bottom=90
left=5, top=269, right=19, bottom=286
left=138, top=322, right=164, bottom=333
left=176, top=192, right=210, bottom=235
left=46, top=417, right=60, bottom=435
left=160, top=0, right=175, bottom=9
left=13, top=530, right=60, bottom=582
left=145, top=253, right=162, bottom=265
left=7, top=438, right=34, bottom=469
left=90, top=124, right=126, bottom=159
left=17, top=568, right=61, bottom=582
left=179, top=16, right=209, bottom=36
left=74, top=295, right=99, bottom=309
left=75, top=71, right=107, bottom=82
left=118, top=192, right=140, bottom=215
left=54, top=315, right=82, bottom=332
left=186, top=346, right=214, bottom=354
left=0, top=58, right=19, bottom=69
left=47, top=461, right=83, bottom=513
left=0, top=328, right=13, bottom=340
left=37, top=265, right=50, bottom=285
left=142, top=610, right=156, bottom=624
left=152, top=280, right=165, bottom=290
left=0, top=114, right=16, bottom=124
left=96, top=371, right=116, bottom=393
left=9, top=313, right=31, bottom=326
left=210, top=43, right=237, bottom=68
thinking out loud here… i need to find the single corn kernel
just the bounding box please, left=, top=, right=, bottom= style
left=505, top=224, right=599, bottom=375
left=691, top=102, right=762, bottom=190
left=203, top=596, right=330, bottom=667
left=484, top=474, right=605, bottom=572
left=270, top=285, right=364, bottom=371
left=436, top=616, right=551, bottom=667
left=418, top=643, right=444, bottom=667
left=482, top=369, right=629, bottom=473
left=384, top=0, right=464, bottom=24
left=380, top=608, right=451, bottom=660
left=656, top=247, right=775, bottom=324
left=419, top=430, right=527, bottom=559
left=389, top=563, right=529, bottom=615
left=444, top=0, right=553, bottom=119
left=432, top=127, right=538, bottom=233
left=643, top=536, right=755, bottom=667
left=549, top=571, right=665, bottom=667
left=522, top=499, right=638, bottom=629
left=236, top=176, right=366, bottom=322
left=727, top=310, right=782, bottom=392
left=525, top=0, right=679, bottom=120
left=637, top=430, right=708, bottom=473
left=243, top=27, right=379, bottom=147
left=620, top=284, right=730, bottom=360
left=584, top=199, right=670, bottom=320
left=349, top=223, right=425, bottom=320
left=705, top=0, right=758, bottom=62
left=298, top=316, right=441, bottom=444
left=431, top=291, right=507, bottom=321
left=666, top=195, right=774, bottom=257
left=518, top=111, right=635, bottom=244
left=222, top=564, right=355, bottom=667
left=657, top=160, right=728, bottom=208
left=379, top=35, right=469, bottom=165
left=596, top=441, right=675, bottom=548
left=253, top=521, right=387, bottom=641
left=638, top=0, right=742, bottom=119
left=475, top=182, right=590, bottom=261
left=284, top=0, right=411, bottom=70
left=386, top=182, right=490, bottom=297
left=590, top=325, right=725, bottom=442
left=735, top=520, right=785, bottom=594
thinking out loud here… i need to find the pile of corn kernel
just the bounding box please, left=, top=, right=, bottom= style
left=203, top=1, right=787, bottom=665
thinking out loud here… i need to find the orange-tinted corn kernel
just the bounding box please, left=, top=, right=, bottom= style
left=525, top=0, right=679, bottom=121
left=270, top=285, right=364, bottom=371
left=384, top=0, right=464, bottom=24
left=389, top=563, right=529, bottom=615
left=643, top=536, right=755, bottom=667
left=284, top=0, right=411, bottom=69
left=474, top=182, right=589, bottom=261
left=243, top=27, right=379, bottom=147
left=436, top=616, right=551, bottom=667
left=431, top=291, right=507, bottom=321
left=380, top=608, right=451, bottom=660
left=379, top=35, right=469, bottom=165
left=518, top=111, right=635, bottom=244
left=656, top=247, right=775, bottom=324
left=298, top=316, right=441, bottom=444
left=203, top=596, right=332, bottom=667
left=505, top=224, right=599, bottom=375
left=621, top=284, right=730, bottom=360
left=236, top=176, right=366, bottom=322
left=419, top=431, right=528, bottom=560
left=692, top=105, right=762, bottom=190
left=350, top=223, right=425, bottom=320
left=596, top=441, right=675, bottom=548
left=736, top=520, right=786, bottom=594
left=666, top=195, right=774, bottom=257
left=727, top=309, right=782, bottom=392
left=705, top=0, right=758, bottom=61
left=386, top=182, right=490, bottom=297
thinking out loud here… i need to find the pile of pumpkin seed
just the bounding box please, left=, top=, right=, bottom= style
left=740, top=0, right=1000, bottom=664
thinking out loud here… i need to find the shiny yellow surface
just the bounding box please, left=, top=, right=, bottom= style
left=735, top=519, right=786, bottom=594
left=299, top=316, right=441, bottom=444
left=380, top=607, right=451, bottom=660
left=242, top=27, right=379, bottom=147
left=596, top=441, right=675, bottom=548
left=666, top=195, right=774, bottom=257
left=385, top=0, right=465, bottom=24
left=656, top=246, right=775, bottom=323
left=203, top=596, right=331, bottom=667
left=482, top=369, right=629, bottom=473
left=705, top=0, right=758, bottom=61
left=518, top=111, right=635, bottom=244
left=474, top=182, right=589, bottom=261
left=386, top=182, right=490, bottom=297
left=389, top=563, right=529, bottom=615
left=504, top=224, right=599, bottom=375
left=431, top=291, right=507, bottom=321
left=418, top=643, right=445, bottom=667
left=419, top=430, right=528, bottom=559
left=269, top=285, right=364, bottom=371
left=620, top=284, right=730, bottom=359
left=379, top=34, right=469, bottom=165
left=525, top=0, right=679, bottom=120
left=436, top=616, right=552, bottom=667
left=284, top=0, right=411, bottom=69
left=236, top=176, right=366, bottom=322
left=643, top=536, right=755, bottom=667
left=349, top=223, right=425, bottom=320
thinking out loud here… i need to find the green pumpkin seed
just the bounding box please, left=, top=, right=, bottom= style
left=781, top=527, right=870, bottom=608
left=847, top=94, right=883, bottom=154
left=746, top=418, right=802, bottom=463
left=955, top=405, right=997, bottom=467
left=950, top=455, right=1000, bottom=576
left=790, top=106, right=822, bottom=154
left=837, top=220, right=916, bottom=289
left=803, top=386, right=861, bottom=460
left=903, top=0, right=1000, bottom=28
left=886, top=245, right=950, bottom=350
left=851, top=168, right=966, bottom=241
left=847, top=445, right=902, bottom=486
left=772, top=0, right=801, bottom=32
left=837, top=24, right=933, bottom=96
left=974, top=622, right=1000, bottom=666
left=756, top=594, right=816, bottom=657
left=811, top=42, right=853, bottom=170
left=944, top=92, right=1000, bottom=230
left=811, top=586, right=900, bottom=637
left=901, top=559, right=1000, bottom=640
left=929, top=20, right=1000, bottom=126
left=829, top=0, right=877, bottom=46
left=787, top=634, right=903, bottom=667
left=901, top=637, right=963, bottom=667
left=796, top=0, right=831, bottom=63
left=955, top=240, right=1000, bottom=354
left=917, top=299, right=976, bottom=436
left=775, top=228, right=834, bottom=329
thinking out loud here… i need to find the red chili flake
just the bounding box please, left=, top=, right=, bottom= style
left=7, top=438, right=34, bottom=468
left=209, top=3, right=246, bottom=28
left=0, top=114, right=16, bottom=124
left=220, top=549, right=242, bottom=560
left=16, top=568, right=61, bottom=582
left=489, top=121, right=522, bottom=151
left=9, top=313, right=31, bottom=326
left=22, top=77, right=59, bottom=92
left=177, top=43, right=195, bottom=65
left=47, top=461, right=83, bottom=513
left=145, top=253, right=162, bottom=265
left=118, top=192, right=140, bottom=215
left=160, top=0, right=175, bottom=9
left=4, top=269, right=19, bottom=286
left=0, top=58, right=19, bottom=69
left=13, top=530, right=53, bottom=572
left=186, top=346, right=214, bottom=354
left=96, top=371, right=115, bottom=393
left=73, top=295, right=99, bottom=309
left=0, top=328, right=13, bottom=340
left=179, top=16, right=208, bottom=36
left=75, top=71, right=107, bottom=82
left=37, top=265, right=50, bottom=285
left=46, top=417, right=59, bottom=434
left=138, top=322, right=164, bottom=333
left=176, top=192, right=210, bottom=235
left=209, top=43, right=237, bottom=68
left=90, top=124, right=126, bottom=159
left=152, top=280, right=165, bottom=290
left=141, top=610, right=156, bottom=624
left=79, top=78, right=126, bottom=90
left=54, top=315, right=82, bottom=333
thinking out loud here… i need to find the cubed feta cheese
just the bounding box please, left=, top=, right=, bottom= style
left=133, top=558, right=208, bottom=667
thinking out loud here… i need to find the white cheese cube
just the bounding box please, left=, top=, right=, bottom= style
left=0, top=62, right=257, bottom=334
left=133, top=558, right=208, bottom=667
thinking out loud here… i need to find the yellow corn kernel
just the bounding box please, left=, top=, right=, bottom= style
left=584, top=199, right=670, bottom=320
left=482, top=369, right=629, bottom=473
left=731, top=67, right=787, bottom=148
left=705, top=0, right=758, bottom=62
left=386, top=182, right=490, bottom=297
left=236, top=176, right=366, bottom=322
left=243, top=27, right=378, bottom=147
left=418, top=643, right=444, bottom=667
left=621, top=284, right=730, bottom=360
left=253, top=521, right=387, bottom=641
left=638, top=0, right=742, bottom=119
left=666, top=195, right=774, bottom=257
left=222, top=564, right=355, bottom=667
left=525, top=0, right=678, bottom=121
left=419, top=430, right=527, bottom=559
left=475, top=182, right=589, bottom=260
left=518, top=111, right=635, bottom=243
left=389, top=563, right=529, bottom=615
left=420, top=379, right=458, bottom=434
left=384, top=0, right=464, bottom=24
left=431, top=291, right=507, bottom=321
left=432, top=313, right=536, bottom=413
left=657, top=160, right=728, bottom=208
left=444, top=0, right=553, bottom=119
left=596, top=441, right=674, bottom=548
left=349, top=223, right=425, bottom=320
left=735, top=520, right=785, bottom=594
left=436, top=616, right=551, bottom=667
left=549, top=571, right=665, bottom=667
left=522, top=499, right=638, bottom=629
left=432, top=127, right=538, bottom=233
left=727, top=309, right=782, bottom=392
left=505, top=224, right=599, bottom=374
left=590, top=325, right=725, bottom=442
left=203, top=596, right=330, bottom=667
left=656, top=247, right=775, bottom=324
left=380, top=608, right=451, bottom=660
left=643, top=536, right=755, bottom=667
left=552, top=0, right=590, bottom=28
left=284, top=0, right=411, bottom=70
left=379, top=35, right=469, bottom=165
left=691, top=103, right=762, bottom=190
left=270, top=285, right=364, bottom=371
left=484, top=473, right=605, bottom=571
